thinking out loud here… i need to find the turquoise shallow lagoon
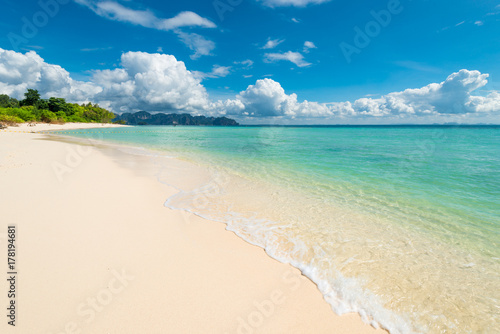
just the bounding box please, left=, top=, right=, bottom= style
left=59, top=125, right=500, bottom=333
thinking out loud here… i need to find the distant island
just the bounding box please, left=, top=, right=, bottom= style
left=113, top=111, right=239, bottom=126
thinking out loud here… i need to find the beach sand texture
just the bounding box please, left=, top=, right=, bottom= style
left=0, top=124, right=385, bottom=333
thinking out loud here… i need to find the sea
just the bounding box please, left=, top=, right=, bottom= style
left=56, top=125, right=500, bottom=334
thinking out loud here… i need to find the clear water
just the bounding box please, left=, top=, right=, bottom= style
left=58, top=125, right=500, bottom=333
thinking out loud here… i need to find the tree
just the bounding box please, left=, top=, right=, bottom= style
left=82, top=103, right=115, bottom=123
left=0, top=89, right=115, bottom=124
left=21, top=89, right=41, bottom=106
left=0, top=94, right=19, bottom=108
left=36, top=99, right=49, bottom=110
left=48, top=97, right=68, bottom=113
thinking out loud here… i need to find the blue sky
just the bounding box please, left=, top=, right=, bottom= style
left=0, top=0, right=499, bottom=124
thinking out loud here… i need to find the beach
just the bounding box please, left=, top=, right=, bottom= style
left=1, top=0, right=498, bottom=331
left=0, top=124, right=385, bottom=334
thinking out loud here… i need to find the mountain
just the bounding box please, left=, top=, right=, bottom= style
left=113, top=111, right=239, bottom=126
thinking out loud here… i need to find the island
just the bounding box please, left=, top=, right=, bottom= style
left=113, top=111, right=239, bottom=126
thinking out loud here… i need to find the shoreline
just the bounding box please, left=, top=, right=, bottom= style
left=0, top=124, right=386, bottom=333
left=1, top=122, right=131, bottom=133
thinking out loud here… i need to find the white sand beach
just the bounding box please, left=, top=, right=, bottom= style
left=0, top=124, right=386, bottom=334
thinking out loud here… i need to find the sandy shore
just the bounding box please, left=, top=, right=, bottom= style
left=0, top=125, right=386, bottom=334
left=1, top=122, right=131, bottom=132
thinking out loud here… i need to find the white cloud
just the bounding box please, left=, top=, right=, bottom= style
left=206, top=99, right=245, bottom=117
left=303, top=41, right=317, bottom=53
left=0, top=48, right=208, bottom=114
left=76, top=1, right=216, bottom=30
left=474, top=20, right=484, bottom=26
left=0, top=48, right=101, bottom=102
left=193, top=65, right=232, bottom=80
left=329, top=69, right=494, bottom=117
left=92, top=51, right=210, bottom=113
left=467, top=91, right=500, bottom=113
left=175, top=31, right=215, bottom=59
left=210, top=65, right=231, bottom=77
left=0, top=49, right=498, bottom=123
left=261, top=38, right=285, bottom=49
left=381, top=69, right=490, bottom=115
left=234, top=59, right=254, bottom=69
left=222, top=70, right=499, bottom=120
left=76, top=1, right=216, bottom=59
left=258, top=0, right=331, bottom=8
left=93, top=1, right=157, bottom=27
left=158, top=11, right=216, bottom=30
left=235, top=78, right=299, bottom=117
left=220, top=78, right=331, bottom=118
left=264, top=51, right=311, bottom=67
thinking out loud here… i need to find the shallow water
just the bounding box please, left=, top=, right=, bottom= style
left=60, top=125, right=500, bottom=333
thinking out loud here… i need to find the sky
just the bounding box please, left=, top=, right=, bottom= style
left=0, top=0, right=499, bottom=124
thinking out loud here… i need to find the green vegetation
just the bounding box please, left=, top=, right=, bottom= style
left=0, top=89, right=115, bottom=126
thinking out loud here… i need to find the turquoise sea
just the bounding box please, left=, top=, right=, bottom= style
left=59, top=125, right=500, bottom=334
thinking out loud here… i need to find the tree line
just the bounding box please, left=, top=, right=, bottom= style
left=0, top=89, right=115, bottom=125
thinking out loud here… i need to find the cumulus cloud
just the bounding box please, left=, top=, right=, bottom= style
left=91, top=51, right=210, bottom=113
left=0, top=48, right=208, bottom=114
left=467, top=91, right=500, bottom=113
left=235, top=78, right=299, bottom=117
left=0, top=48, right=498, bottom=123
left=222, top=70, right=499, bottom=120
left=264, top=51, right=311, bottom=67
left=221, top=78, right=331, bottom=118
left=298, top=69, right=494, bottom=119
left=373, top=69, right=490, bottom=115
left=258, top=0, right=331, bottom=8
left=206, top=99, right=245, bottom=117
left=261, top=38, right=285, bottom=49
left=0, top=48, right=101, bottom=102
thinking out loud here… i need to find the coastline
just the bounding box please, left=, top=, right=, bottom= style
left=0, top=125, right=386, bottom=333
left=1, top=122, right=131, bottom=132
